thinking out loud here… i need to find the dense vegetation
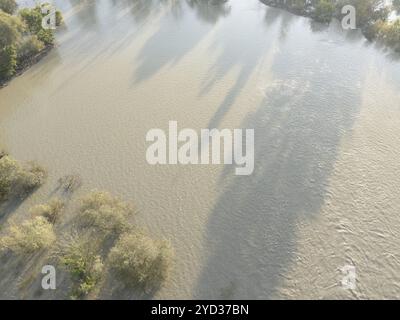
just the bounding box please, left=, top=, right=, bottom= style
left=30, top=198, right=65, bottom=223
left=0, top=216, right=56, bottom=254
left=263, top=0, right=400, bottom=52
left=0, top=153, right=46, bottom=201
left=0, top=0, right=62, bottom=83
left=0, top=151, right=173, bottom=299
left=109, top=232, right=173, bottom=291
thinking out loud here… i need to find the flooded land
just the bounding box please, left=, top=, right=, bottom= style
left=1, top=0, right=400, bottom=299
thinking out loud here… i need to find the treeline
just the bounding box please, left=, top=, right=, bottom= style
left=262, top=0, right=400, bottom=52
left=0, top=0, right=62, bottom=83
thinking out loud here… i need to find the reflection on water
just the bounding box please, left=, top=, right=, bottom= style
left=3, top=0, right=400, bottom=299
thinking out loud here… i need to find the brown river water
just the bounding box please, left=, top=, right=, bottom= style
left=1, top=0, right=400, bottom=299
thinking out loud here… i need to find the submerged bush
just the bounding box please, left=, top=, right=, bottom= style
left=0, top=216, right=56, bottom=254
left=14, top=161, right=47, bottom=194
left=375, top=20, right=400, bottom=52
left=55, top=234, right=104, bottom=299
left=108, top=232, right=173, bottom=290
left=78, top=191, right=134, bottom=239
left=0, top=155, right=20, bottom=200
left=0, top=155, right=46, bottom=201
left=58, top=174, right=82, bottom=193
left=30, top=198, right=64, bottom=224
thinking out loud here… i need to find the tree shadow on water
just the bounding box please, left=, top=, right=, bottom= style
left=202, top=6, right=293, bottom=129
left=132, top=0, right=231, bottom=84
left=195, top=51, right=365, bottom=298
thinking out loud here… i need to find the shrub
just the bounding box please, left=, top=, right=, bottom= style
left=58, top=174, right=82, bottom=193
left=14, top=161, right=47, bottom=195
left=379, top=20, right=400, bottom=52
left=55, top=10, right=63, bottom=26
left=0, top=155, right=46, bottom=201
left=0, top=155, right=20, bottom=200
left=55, top=233, right=104, bottom=299
left=0, top=0, right=17, bottom=15
left=30, top=198, right=64, bottom=224
left=313, top=0, right=335, bottom=23
left=108, top=232, right=173, bottom=290
left=19, top=7, right=42, bottom=34
left=363, top=21, right=381, bottom=40
left=0, top=44, right=16, bottom=79
left=78, top=191, right=134, bottom=239
left=0, top=216, right=56, bottom=254
left=289, top=0, right=308, bottom=13
left=36, top=29, right=54, bottom=45
left=17, top=35, right=44, bottom=62
left=364, top=19, right=400, bottom=51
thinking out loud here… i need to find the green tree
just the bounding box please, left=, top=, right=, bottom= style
left=313, top=0, right=335, bottom=23
left=19, top=7, right=43, bottom=34
left=0, top=45, right=16, bottom=80
left=0, top=11, right=23, bottom=80
left=0, top=11, right=23, bottom=48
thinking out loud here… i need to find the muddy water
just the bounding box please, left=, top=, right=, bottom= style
left=1, top=0, right=400, bottom=299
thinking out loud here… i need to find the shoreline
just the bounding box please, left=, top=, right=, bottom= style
left=261, top=0, right=400, bottom=52
left=0, top=44, right=54, bottom=89
left=260, top=0, right=313, bottom=19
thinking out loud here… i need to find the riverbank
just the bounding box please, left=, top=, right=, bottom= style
left=0, top=44, right=53, bottom=89
left=0, top=2, right=62, bottom=88
left=261, top=0, right=400, bottom=52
